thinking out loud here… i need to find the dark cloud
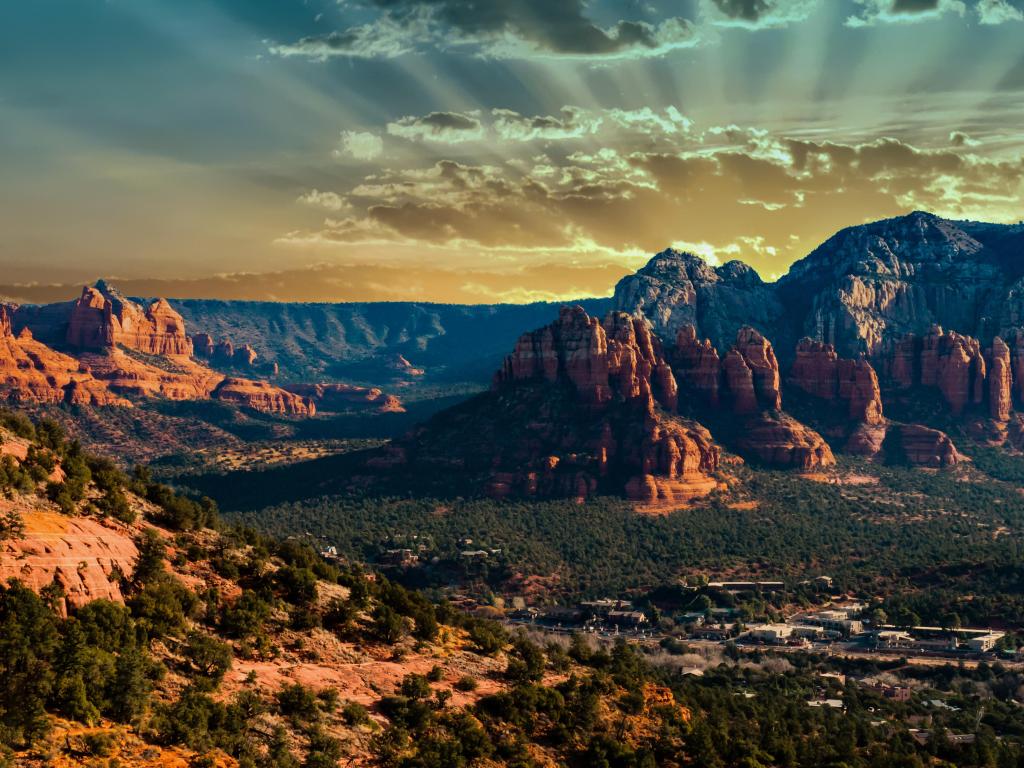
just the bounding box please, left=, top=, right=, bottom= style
left=492, top=106, right=602, bottom=141
left=711, top=0, right=774, bottom=21
left=387, top=111, right=485, bottom=142
left=273, top=0, right=698, bottom=60
left=892, top=0, right=941, bottom=10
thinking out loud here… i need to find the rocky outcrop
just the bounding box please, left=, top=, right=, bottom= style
left=66, top=283, right=192, bottom=356
left=0, top=307, right=128, bottom=407
left=672, top=325, right=783, bottom=415
left=879, top=326, right=1008, bottom=420
left=789, top=339, right=884, bottom=424
left=891, top=424, right=960, bottom=468
left=191, top=333, right=260, bottom=368
left=988, top=337, right=1013, bottom=421
left=613, top=249, right=783, bottom=350
left=733, top=327, right=782, bottom=411
left=671, top=326, right=721, bottom=406
left=283, top=383, right=404, bottom=414
left=210, top=378, right=315, bottom=416
left=737, top=414, right=835, bottom=470
left=495, top=306, right=679, bottom=412
left=0, top=510, right=139, bottom=614
left=395, top=307, right=722, bottom=503
left=777, top=212, right=1005, bottom=357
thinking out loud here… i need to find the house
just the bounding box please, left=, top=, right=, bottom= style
left=580, top=598, right=632, bottom=617
left=381, top=548, right=418, bottom=567
left=691, top=625, right=730, bottom=641
left=874, top=630, right=915, bottom=650
left=745, top=624, right=793, bottom=644
left=966, top=632, right=1004, bottom=652
left=608, top=610, right=648, bottom=627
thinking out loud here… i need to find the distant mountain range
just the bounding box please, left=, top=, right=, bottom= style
left=4, top=211, right=1024, bottom=486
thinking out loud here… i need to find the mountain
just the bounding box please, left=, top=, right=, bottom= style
left=616, top=211, right=1024, bottom=360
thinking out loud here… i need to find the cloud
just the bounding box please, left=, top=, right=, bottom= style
left=492, top=106, right=602, bottom=141
left=269, top=14, right=420, bottom=60
left=333, top=130, right=384, bottom=161
left=270, top=0, right=700, bottom=61
left=285, top=119, right=1024, bottom=289
left=701, top=0, right=821, bottom=29
left=846, top=0, right=966, bottom=26
left=297, top=189, right=351, bottom=212
left=386, top=111, right=485, bottom=143
left=949, top=130, right=980, bottom=147
left=607, top=107, right=693, bottom=136
left=977, top=0, right=1024, bottom=23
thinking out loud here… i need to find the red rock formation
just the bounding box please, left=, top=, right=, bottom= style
left=894, top=424, right=960, bottom=468
left=671, top=325, right=721, bottom=406
left=236, top=344, right=259, bottom=367
left=734, top=327, right=782, bottom=410
left=392, top=306, right=725, bottom=503
left=0, top=307, right=128, bottom=407
left=888, top=335, right=917, bottom=389
left=210, top=378, right=315, bottom=416
left=838, top=359, right=884, bottom=424
left=722, top=349, right=758, bottom=414
left=988, top=337, right=1013, bottom=422
left=191, top=332, right=216, bottom=358
left=284, top=383, right=404, bottom=414
left=881, top=327, right=996, bottom=417
left=66, top=284, right=192, bottom=356
left=0, top=511, right=139, bottom=614
left=495, top=306, right=678, bottom=412
left=737, top=414, right=836, bottom=470
left=388, top=355, right=426, bottom=377
left=789, top=339, right=883, bottom=424
left=1006, top=329, right=1024, bottom=404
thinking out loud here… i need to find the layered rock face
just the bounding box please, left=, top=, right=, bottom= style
left=495, top=306, right=679, bottom=412
left=672, top=326, right=721, bottom=406
left=672, top=325, right=783, bottom=414
left=66, top=283, right=193, bottom=356
left=620, top=213, right=1024, bottom=371
left=613, top=250, right=784, bottom=350
left=283, top=383, right=404, bottom=414
left=192, top=333, right=259, bottom=368
left=0, top=510, right=139, bottom=613
left=891, top=424, right=961, bottom=468
left=670, top=325, right=835, bottom=469
left=878, top=326, right=1013, bottom=422
left=0, top=307, right=128, bottom=407
left=399, top=307, right=722, bottom=504
left=211, top=378, right=315, bottom=416
left=789, top=339, right=884, bottom=424
left=777, top=212, right=1004, bottom=357
left=737, top=414, right=836, bottom=470
left=5, top=284, right=317, bottom=417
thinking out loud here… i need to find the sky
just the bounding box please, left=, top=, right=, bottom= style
left=1, top=0, right=1023, bottom=303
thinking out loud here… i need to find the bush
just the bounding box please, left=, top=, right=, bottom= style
left=454, top=676, right=478, bottom=692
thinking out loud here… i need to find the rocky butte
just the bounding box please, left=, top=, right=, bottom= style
left=5, top=283, right=315, bottom=416
left=382, top=306, right=723, bottom=505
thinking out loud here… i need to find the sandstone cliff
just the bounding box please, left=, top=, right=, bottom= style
left=0, top=306, right=128, bottom=407
left=396, top=306, right=722, bottom=504
left=789, top=339, right=884, bottom=424
left=66, top=283, right=193, bottom=356
left=283, top=383, right=405, bottom=414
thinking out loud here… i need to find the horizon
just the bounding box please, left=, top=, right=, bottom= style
left=3, top=1, right=1024, bottom=303
left=0, top=208, right=1017, bottom=306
